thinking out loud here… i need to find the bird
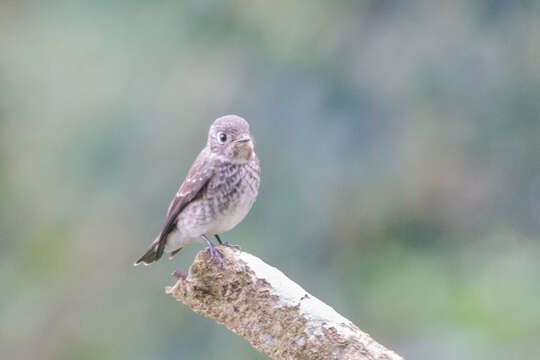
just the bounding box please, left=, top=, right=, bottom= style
left=134, top=115, right=260, bottom=266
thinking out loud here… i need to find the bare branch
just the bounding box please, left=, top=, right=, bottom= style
left=166, top=246, right=404, bottom=360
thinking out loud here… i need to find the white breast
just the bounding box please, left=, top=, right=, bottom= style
left=207, top=196, right=255, bottom=235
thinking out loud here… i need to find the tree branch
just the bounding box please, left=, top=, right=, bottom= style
left=165, top=246, right=404, bottom=360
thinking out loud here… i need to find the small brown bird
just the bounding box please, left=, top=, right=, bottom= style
left=134, top=115, right=260, bottom=266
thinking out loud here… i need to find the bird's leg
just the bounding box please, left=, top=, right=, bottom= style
left=202, top=234, right=223, bottom=264
left=214, top=234, right=223, bottom=244
left=214, top=234, right=241, bottom=251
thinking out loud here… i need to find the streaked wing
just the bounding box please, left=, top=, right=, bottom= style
left=156, top=149, right=214, bottom=258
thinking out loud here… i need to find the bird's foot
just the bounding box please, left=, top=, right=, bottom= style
left=214, top=234, right=241, bottom=251
left=204, top=244, right=224, bottom=265
left=202, top=234, right=224, bottom=265
left=223, top=242, right=241, bottom=251
left=171, top=270, right=187, bottom=280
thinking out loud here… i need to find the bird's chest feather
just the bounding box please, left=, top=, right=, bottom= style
left=205, top=161, right=259, bottom=233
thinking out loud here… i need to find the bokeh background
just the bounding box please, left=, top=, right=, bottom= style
left=1, top=1, right=539, bottom=359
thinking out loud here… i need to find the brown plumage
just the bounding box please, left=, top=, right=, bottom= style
left=134, top=115, right=260, bottom=266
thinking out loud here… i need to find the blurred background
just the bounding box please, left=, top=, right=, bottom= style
left=1, top=1, right=539, bottom=359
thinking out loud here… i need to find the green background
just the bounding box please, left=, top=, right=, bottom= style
left=1, top=1, right=539, bottom=359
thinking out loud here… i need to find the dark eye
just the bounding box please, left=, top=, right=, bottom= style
left=217, top=132, right=227, bottom=143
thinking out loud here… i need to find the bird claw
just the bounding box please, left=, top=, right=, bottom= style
left=214, top=235, right=241, bottom=251
left=204, top=245, right=224, bottom=265
left=223, top=242, right=241, bottom=251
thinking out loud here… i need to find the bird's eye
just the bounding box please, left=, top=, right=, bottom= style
left=217, top=132, right=227, bottom=143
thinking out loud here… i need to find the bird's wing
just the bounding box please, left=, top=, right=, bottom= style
left=156, top=150, right=214, bottom=258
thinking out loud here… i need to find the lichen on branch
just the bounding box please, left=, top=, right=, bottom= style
left=165, top=246, right=403, bottom=360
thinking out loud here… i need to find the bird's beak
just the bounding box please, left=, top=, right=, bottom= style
left=234, top=135, right=251, bottom=143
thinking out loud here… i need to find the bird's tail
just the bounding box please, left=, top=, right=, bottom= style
left=134, top=238, right=161, bottom=266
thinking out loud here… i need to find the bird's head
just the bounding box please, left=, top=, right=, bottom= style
left=208, top=115, right=255, bottom=162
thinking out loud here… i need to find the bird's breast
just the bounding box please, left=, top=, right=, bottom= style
left=205, top=159, right=260, bottom=234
